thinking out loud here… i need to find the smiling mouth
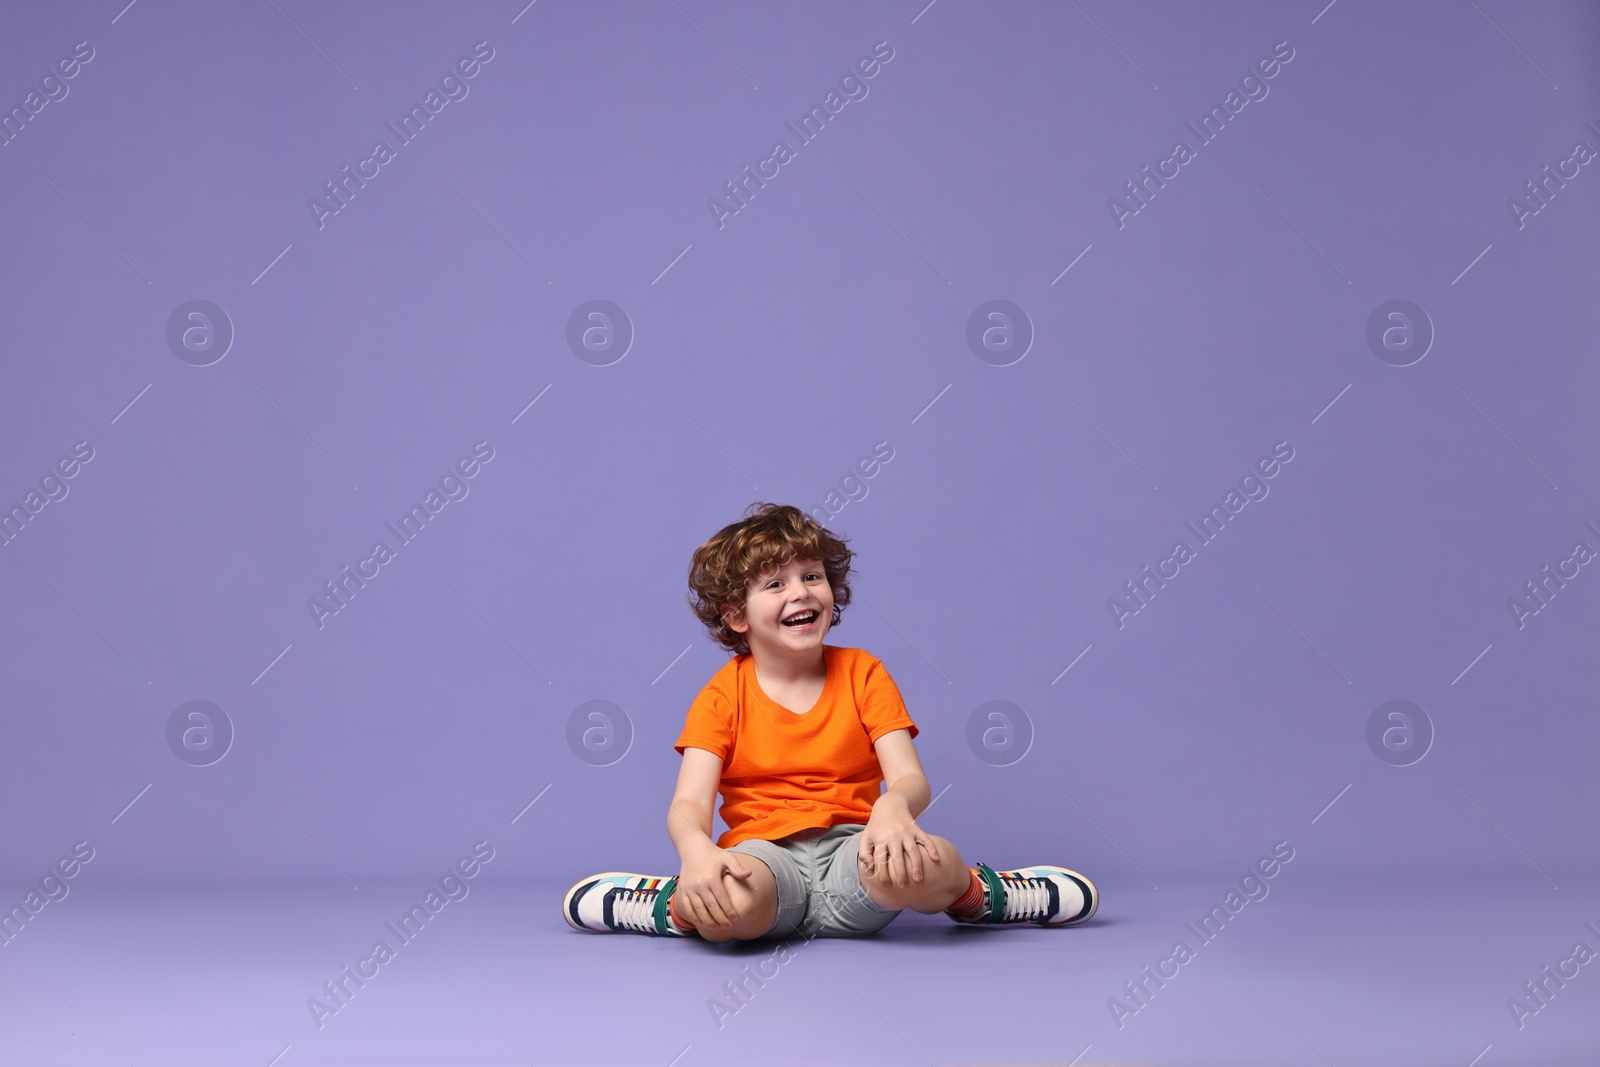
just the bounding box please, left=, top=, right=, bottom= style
left=781, top=611, right=818, bottom=629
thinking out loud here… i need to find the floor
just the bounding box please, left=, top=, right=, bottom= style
left=3, top=873, right=1596, bottom=1066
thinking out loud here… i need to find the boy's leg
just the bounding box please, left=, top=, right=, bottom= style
left=802, top=825, right=934, bottom=937
left=678, top=853, right=778, bottom=942
left=857, top=833, right=972, bottom=913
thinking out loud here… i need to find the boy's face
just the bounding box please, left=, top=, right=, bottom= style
left=723, top=556, right=832, bottom=660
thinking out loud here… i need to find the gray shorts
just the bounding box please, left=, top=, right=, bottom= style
left=727, top=823, right=901, bottom=940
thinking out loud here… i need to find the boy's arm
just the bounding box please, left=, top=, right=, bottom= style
left=871, top=728, right=931, bottom=818
left=860, top=728, right=939, bottom=883
left=666, top=746, right=725, bottom=859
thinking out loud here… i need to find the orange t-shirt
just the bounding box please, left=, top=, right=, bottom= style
left=673, top=645, right=919, bottom=848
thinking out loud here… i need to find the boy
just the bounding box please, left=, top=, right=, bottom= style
left=564, top=503, right=1097, bottom=940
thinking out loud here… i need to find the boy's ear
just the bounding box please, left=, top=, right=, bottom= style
left=721, top=603, right=748, bottom=633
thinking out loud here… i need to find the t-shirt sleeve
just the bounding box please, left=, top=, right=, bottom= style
left=860, top=654, right=918, bottom=744
left=674, top=676, right=736, bottom=760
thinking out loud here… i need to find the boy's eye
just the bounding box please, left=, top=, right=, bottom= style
left=765, top=571, right=823, bottom=589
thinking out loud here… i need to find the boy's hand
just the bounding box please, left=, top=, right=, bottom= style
left=858, top=799, right=940, bottom=888
left=676, top=845, right=753, bottom=931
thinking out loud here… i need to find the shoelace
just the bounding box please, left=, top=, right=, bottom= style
left=609, top=886, right=661, bottom=933
left=997, top=874, right=1051, bottom=922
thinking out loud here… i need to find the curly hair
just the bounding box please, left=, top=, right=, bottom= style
left=687, top=502, right=855, bottom=657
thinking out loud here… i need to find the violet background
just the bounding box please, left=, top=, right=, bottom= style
left=1, top=0, right=1596, bottom=941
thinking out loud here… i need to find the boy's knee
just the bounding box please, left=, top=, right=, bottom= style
left=685, top=872, right=775, bottom=941
left=863, top=835, right=958, bottom=874
left=683, top=902, right=742, bottom=941
left=859, top=836, right=964, bottom=897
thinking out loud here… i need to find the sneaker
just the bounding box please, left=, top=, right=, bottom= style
left=563, top=872, right=691, bottom=936
left=945, top=862, right=1098, bottom=926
